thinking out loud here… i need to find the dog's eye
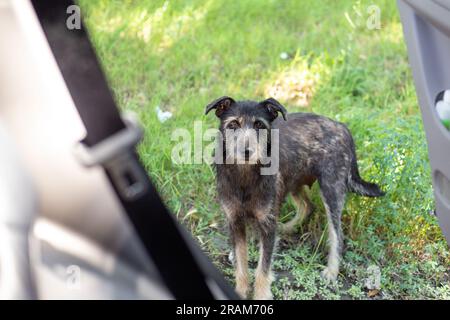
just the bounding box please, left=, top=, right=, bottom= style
left=227, top=120, right=240, bottom=129
left=254, top=120, right=266, bottom=129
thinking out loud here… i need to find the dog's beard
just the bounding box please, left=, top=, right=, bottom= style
left=217, top=128, right=273, bottom=168
left=215, top=128, right=279, bottom=176
left=223, top=142, right=270, bottom=165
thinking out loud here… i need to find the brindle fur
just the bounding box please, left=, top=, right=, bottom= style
left=205, top=96, right=384, bottom=299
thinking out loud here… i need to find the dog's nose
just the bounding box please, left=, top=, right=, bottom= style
left=244, top=148, right=254, bottom=159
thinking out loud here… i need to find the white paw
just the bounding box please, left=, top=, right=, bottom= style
left=235, top=285, right=248, bottom=299
left=321, top=267, right=338, bottom=282
left=254, top=290, right=273, bottom=300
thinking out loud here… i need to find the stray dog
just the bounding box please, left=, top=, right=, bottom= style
left=205, top=96, right=384, bottom=300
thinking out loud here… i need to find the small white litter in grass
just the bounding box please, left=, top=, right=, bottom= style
left=228, top=250, right=234, bottom=265
left=265, top=69, right=317, bottom=107
left=280, top=52, right=289, bottom=60
left=364, top=265, right=381, bottom=290
left=155, top=105, right=172, bottom=122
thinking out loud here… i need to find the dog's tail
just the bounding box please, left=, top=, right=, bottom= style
left=347, top=142, right=385, bottom=197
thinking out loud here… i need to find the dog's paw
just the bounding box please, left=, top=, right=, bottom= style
left=253, top=290, right=273, bottom=300
left=321, top=267, right=338, bottom=283
left=235, top=285, right=248, bottom=299
left=254, top=270, right=274, bottom=300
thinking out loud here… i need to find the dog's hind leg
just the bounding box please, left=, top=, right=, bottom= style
left=318, top=179, right=346, bottom=282
left=280, top=187, right=314, bottom=234
left=254, top=210, right=277, bottom=300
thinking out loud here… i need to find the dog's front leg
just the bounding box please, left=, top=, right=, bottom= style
left=254, top=211, right=276, bottom=300
left=228, top=216, right=249, bottom=298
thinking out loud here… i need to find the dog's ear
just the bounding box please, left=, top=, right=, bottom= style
left=205, top=96, right=236, bottom=117
left=259, top=97, right=287, bottom=121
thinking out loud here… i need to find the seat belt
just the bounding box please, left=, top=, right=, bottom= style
left=30, top=0, right=238, bottom=300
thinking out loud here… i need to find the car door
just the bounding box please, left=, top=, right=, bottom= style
left=398, top=0, right=450, bottom=245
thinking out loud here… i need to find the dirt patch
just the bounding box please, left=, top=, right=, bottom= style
left=264, top=70, right=317, bottom=108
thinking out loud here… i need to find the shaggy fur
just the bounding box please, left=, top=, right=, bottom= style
left=205, top=96, right=384, bottom=299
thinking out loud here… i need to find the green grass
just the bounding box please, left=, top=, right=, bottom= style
left=78, top=0, right=450, bottom=299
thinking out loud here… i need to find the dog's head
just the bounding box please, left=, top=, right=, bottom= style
left=205, top=96, right=287, bottom=164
